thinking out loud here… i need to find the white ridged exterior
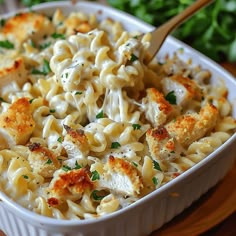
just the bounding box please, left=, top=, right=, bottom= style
left=0, top=2, right=236, bottom=236
left=1, top=141, right=235, bottom=236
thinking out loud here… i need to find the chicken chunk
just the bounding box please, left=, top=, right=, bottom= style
left=166, top=103, right=218, bottom=147
left=142, top=88, right=173, bottom=126
left=47, top=168, right=94, bottom=206
left=62, top=125, right=90, bottom=162
left=65, top=14, right=93, bottom=35
left=161, top=74, right=202, bottom=106
left=27, top=142, right=61, bottom=178
left=146, top=126, right=183, bottom=162
left=0, top=97, right=35, bottom=150
left=97, top=156, right=143, bottom=197
left=0, top=57, right=27, bottom=95
left=2, top=12, right=55, bottom=47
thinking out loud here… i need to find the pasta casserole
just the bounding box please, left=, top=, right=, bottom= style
left=0, top=7, right=235, bottom=220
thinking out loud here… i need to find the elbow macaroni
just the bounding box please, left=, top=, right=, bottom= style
left=0, top=9, right=235, bottom=220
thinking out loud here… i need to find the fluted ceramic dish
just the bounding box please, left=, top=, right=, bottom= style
left=0, top=1, right=235, bottom=236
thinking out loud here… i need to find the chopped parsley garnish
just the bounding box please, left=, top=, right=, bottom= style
left=57, top=137, right=63, bottom=143
left=32, top=59, right=51, bottom=75
left=96, top=110, right=104, bottom=119
left=165, top=91, right=177, bottom=105
left=75, top=161, right=82, bottom=169
left=29, top=39, right=36, bottom=48
left=178, top=47, right=184, bottom=53
left=75, top=91, right=83, bottom=95
left=50, top=109, right=56, bottom=113
left=22, top=175, right=29, bottom=179
left=51, top=32, right=66, bottom=39
left=132, top=123, right=141, bottom=130
left=153, top=160, right=162, bottom=171
left=91, top=190, right=105, bottom=201
left=152, top=176, right=158, bottom=186
left=39, top=42, right=51, bottom=50
left=111, top=142, right=121, bottom=149
left=29, top=98, right=35, bottom=104
left=132, top=162, right=138, bottom=167
left=32, top=69, right=45, bottom=75
left=45, top=159, right=52, bottom=165
left=62, top=165, right=72, bottom=172
left=0, top=19, right=5, bottom=27
left=64, top=72, right=69, bottom=79
left=61, top=161, right=82, bottom=171
left=129, top=53, right=138, bottom=62
left=42, top=59, right=51, bottom=74
left=91, top=170, right=100, bottom=181
left=0, top=40, right=14, bottom=49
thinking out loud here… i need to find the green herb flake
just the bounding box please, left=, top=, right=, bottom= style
left=111, top=142, right=121, bottom=149
left=75, top=91, right=83, bottom=95
left=29, top=98, right=35, bottom=104
left=50, top=109, right=56, bottom=113
left=51, top=32, right=66, bottom=39
left=62, top=165, right=72, bottom=172
left=165, top=91, right=177, bottom=105
left=23, top=175, right=29, bottom=179
left=91, top=170, right=100, bottom=181
left=29, top=39, right=36, bottom=48
left=57, top=137, right=63, bottom=143
left=39, top=42, right=51, bottom=50
left=152, top=176, right=158, bottom=186
left=31, top=69, right=45, bottom=75
left=132, top=162, right=138, bottom=167
left=153, top=160, right=162, bottom=171
left=91, top=190, right=105, bottom=201
left=0, top=19, right=5, bottom=27
left=96, top=110, right=104, bottom=119
left=178, top=47, right=184, bottom=53
left=0, top=40, right=14, bottom=49
left=32, top=59, right=51, bottom=75
left=42, top=59, right=51, bottom=75
left=132, top=123, right=141, bottom=130
left=45, top=159, right=52, bottom=165
left=75, top=161, right=82, bottom=169
left=129, top=53, right=138, bottom=62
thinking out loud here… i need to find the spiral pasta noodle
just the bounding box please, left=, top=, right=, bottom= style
left=0, top=8, right=235, bottom=220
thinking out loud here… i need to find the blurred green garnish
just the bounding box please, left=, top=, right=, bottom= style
left=107, top=0, right=236, bottom=62
left=20, top=0, right=60, bottom=6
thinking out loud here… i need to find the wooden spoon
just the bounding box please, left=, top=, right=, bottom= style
left=144, top=0, right=214, bottom=64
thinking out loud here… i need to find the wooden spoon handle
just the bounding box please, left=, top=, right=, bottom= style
left=147, top=0, right=214, bottom=63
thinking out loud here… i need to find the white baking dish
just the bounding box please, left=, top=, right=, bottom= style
left=0, top=1, right=235, bottom=236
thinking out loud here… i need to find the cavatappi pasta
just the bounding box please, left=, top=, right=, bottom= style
left=0, top=8, right=235, bottom=220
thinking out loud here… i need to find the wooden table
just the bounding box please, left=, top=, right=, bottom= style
left=153, top=163, right=236, bottom=236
